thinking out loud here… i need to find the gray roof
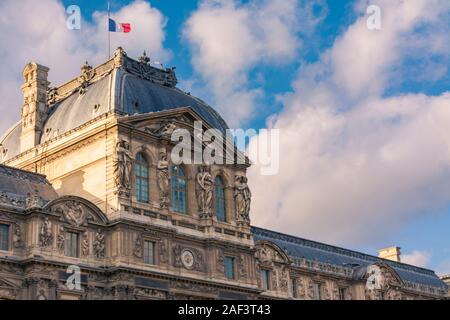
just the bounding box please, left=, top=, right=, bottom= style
left=0, top=164, right=58, bottom=209
left=0, top=54, right=229, bottom=162
left=252, top=227, right=447, bottom=291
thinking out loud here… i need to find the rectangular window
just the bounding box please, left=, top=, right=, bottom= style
left=225, top=256, right=235, bottom=279
left=0, top=224, right=9, bottom=251
left=339, top=287, right=346, bottom=300
left=144, top=240, right=155, bottom=265
left=261, top=270, right=270, bottom=290
left=313, top=283, right=322, bottom=300
left=65, top=232, right=79, bottom=258
left=291, top=278, right=297, bottom=298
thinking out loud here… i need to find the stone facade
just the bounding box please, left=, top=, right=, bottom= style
left=0, top=48, right=447, bottom=300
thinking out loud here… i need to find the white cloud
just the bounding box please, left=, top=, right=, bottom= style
left=183, top=0, right=323, bottom=126
left=248, top=0, right=450, bottom=246
left=402, top=251, right=431, bottom=268
left=0, top=0, right=169, bottom=135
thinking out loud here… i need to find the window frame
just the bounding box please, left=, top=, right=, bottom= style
left=261, top=269, right=270, bottom=291
left=135, top=152, right=150, bottom=203
left=143, top=239, right=156, bottom=265
left=65, top=231, right=80, bottom=258
left=312, top=282, right=322, bottom=300
left=291, top=278, right=297, bottom=298
left=224, top=256, right=235, bottom=280
left=338, top=287, right=347, bottom=300
left=171, top=165, right=187, bottom=214
left=0, top=223, right=10, bottom=251
left=214, top=176, right=226, bottom=222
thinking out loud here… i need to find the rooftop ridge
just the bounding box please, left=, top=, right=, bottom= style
left=0, top=164, right=49, bottom=184
left=251, top=226, right=437, bottom=276
left=47, top=47, right=177, bottom=106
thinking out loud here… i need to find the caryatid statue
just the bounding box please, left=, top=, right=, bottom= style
left=234, top=175, right=251, bottom=226
left=113, top=140, right=133, bottom=196
left=157, top=147, right=170, bottom=208
left=196, top=166, right=213, bottom=218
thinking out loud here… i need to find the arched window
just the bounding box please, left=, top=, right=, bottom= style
left=135, top=153, right=149, bottom=203
left=171, top=166, right=187, bottom=213
left=215, top=176, right=226, bottom=222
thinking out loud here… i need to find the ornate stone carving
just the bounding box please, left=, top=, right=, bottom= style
left=13, top=224, right=24, bottom=248
left=114, top=140, right=132, bottom=197
left=238, top=255, right=247, bottom=278
left=159, top=239, right=168, bottom=263
left=133, top=234, right=143, bottom=259
left=297, top=277, right=306, bottom=299
left=56, top=226, right=65, bottom=253
left=0, top=191, right=26, bottom=208
left=216, top=250, right=225, bottom=273
left=138, top=51, right=150, bottom=65
left=25, top=190, right=44, bottom=209
left=114, top=47, right=127, bottom=68
left=93, top=230, right=105, bottom=259
left=279, top=268, right=289, bottom=291
left=234, top=175, right=251, bottom=226
left=157, top=147, right=170, bottom=208
left=82, top=232, right=89, bottom=256
left=134, top=288, right=167, bottom=300
left=196, top=166, right=213, bottom=218
left=54, top=200, right=87, bottom=226
left=39, top=217, right=53, bottom=248
left=77, top=61, right=95, bottom=94
left=173, top=245, right=204, bottom=272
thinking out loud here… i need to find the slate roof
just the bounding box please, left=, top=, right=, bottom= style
left=0, top=164, right=58, bottom=208
left=252, top=227, right=448, bottom=291
left=0, top=54, right=229, bottom=162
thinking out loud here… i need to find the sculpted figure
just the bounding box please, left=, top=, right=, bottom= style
left=196, top=166, right=213, bottom=217
left=114, top=140, right=133, bottom=194
left=234, top=175, right=252, bottom=225
left=157, top=148, right=170, bottom=208
left=39, top=218, right=53, bottom=247
left=93, top=230, right=105, bottom=259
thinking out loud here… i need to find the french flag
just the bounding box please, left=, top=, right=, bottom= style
left=109, top=18, right=131, bottom=33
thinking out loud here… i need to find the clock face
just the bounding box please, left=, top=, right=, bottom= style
left=181, top=250, right=195, bottom=269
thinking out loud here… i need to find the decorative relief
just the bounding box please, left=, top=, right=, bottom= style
left=82, top=232, right=89, bottom=256
left=171, top=281, right=216, bottom=294
left=234, top=175, right=251, bottom=226
left=238, top=255, right=247, bottom=278
left=196, top=166, right=213, bottom=218
left=181, top=250, right=195, bottom=269
left=173, top=245, right=204, bottom=272
left=25, top=190, right=45, bottom=210
left=56, top=226, right=65, bottom=253
left=39, top=217, right=53, bottom=248
left=114, top=140, right=133, bottom=197
left=146, top=121, right=178, bottom=136
left=93, top=230, right=105, bottom=259
left=279, top=268, right=289, bottom=292
left=13, top=224, right=24, bottom=248
left=297, top=278, right=306, bottom=299
left=133, top=234, right=143, bottom=259
left=134, top=288, right=166, bottom=300
left=159, top=239, right=168, bottom=264
left=216, top=250, right=225, bottom=273
left=52, top=200, right=87, bottom=227
left=157, top=148, right=170, bottom=208
left=364, top=264, right=404, bottom=300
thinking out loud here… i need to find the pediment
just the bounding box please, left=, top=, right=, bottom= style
left=44, top=196, right=108, bottom=227
left=366, top=262, right=404, bottom=289
left=255, top=240, right=291, bottom=265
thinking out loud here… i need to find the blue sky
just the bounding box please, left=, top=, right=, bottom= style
left=1, top=0, right=450, bottom=273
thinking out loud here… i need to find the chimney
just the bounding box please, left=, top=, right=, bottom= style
left=378, top=246, right=401, bottom=262
left=20, top=62, right=50, bottom=153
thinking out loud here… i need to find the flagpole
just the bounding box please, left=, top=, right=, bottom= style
left=108, top=0, right=111, bottom=59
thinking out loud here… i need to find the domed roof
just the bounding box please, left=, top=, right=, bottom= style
left=0, top=49, right=229, bottom=162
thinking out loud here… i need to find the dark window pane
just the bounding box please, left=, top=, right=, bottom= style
left=215, top=176, right=226, bottom=222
